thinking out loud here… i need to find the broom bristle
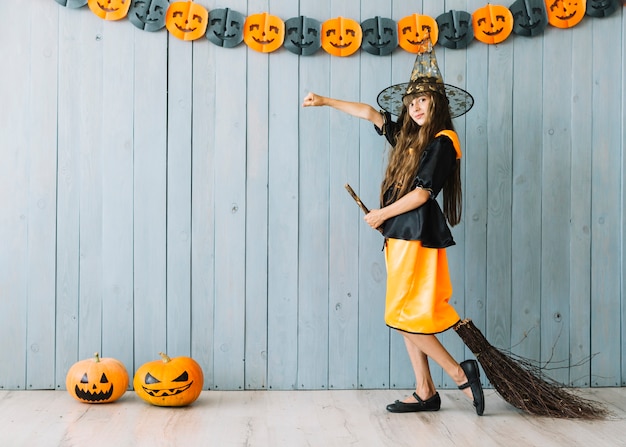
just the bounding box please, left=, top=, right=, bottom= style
left=454, top=319, right=608, bottom=419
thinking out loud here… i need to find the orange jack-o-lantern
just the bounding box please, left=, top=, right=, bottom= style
left=545, top=0, right=586, bottom=28
left=88, top=0, right=131, bottom=21
left=165, top=1, right=209, bottom=41
left=321, top=16, right=363, bottom=57
left=66, top=353, right=129, bottom=404
left=397, top=14, right=438, bottom=53
left=472, top=4, right=514, bottom=44
left=243, top=12, right=285, bottom=53
left=134, top=352, right=204, bottom=407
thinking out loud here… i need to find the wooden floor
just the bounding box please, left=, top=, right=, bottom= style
left=1, top=388, right=625, bottom=447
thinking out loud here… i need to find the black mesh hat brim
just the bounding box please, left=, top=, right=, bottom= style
left=377, top=82, right=474, bottom=118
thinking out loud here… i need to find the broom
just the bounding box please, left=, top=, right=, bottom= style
left=345, top=183, right=608, bottom=419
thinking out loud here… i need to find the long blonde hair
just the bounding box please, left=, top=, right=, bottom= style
left=380, top=91, right=462, bottom=226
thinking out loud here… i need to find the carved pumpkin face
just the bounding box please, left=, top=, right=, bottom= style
left=165, top=1, right=208, bottom=41
left=585, top=0, right=619, bottom=17
left=360, top=16, right=397, bottom=56
left=284, top=16, right=321, bottom=56
left=436, top=10, right=474, bottom=49
left=546, top=0, right=586, bottom=28
left=128, top=0, right=169, bottom=32
left=55, top=0, right=88, bottom=8
left=88, top=0, right=131, bottom=20
left=206, top=8, right=245, bottom=48
left=134, top=353, right=204, bottom=407
left=66, top=353, right=129, bottom=404
left=243, top=13, right=285, bottom=53
left=509, top=0, right=548, bottom=36
left=472, top=4, right=513, bottom=44
left=321, top=16, right=363, bottom=57
left=397, top=14, right=438, bottom=53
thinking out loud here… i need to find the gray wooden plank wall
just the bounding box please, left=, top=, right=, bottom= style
left=0, top=0, right=624, bottom=391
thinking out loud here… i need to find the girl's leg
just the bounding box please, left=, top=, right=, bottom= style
left=402, top=335, right=437, bottom=402
left=403, top=332, right=473, bottom=400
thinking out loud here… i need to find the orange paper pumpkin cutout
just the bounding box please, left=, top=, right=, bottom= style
left=88, top=0, right=131, bottom=21
left=545, top=0, right=586, bottom=28
left=397, top=14, right=438, bottom=53
left=165, top=1, right=209, bottom=41
left=321, top=16, right=362, bottom=57
left=243, top=12, right=285, bottom=53
left=472, top=4, right=514, bottom=44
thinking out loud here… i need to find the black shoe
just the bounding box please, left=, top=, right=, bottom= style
left=459, top=359, right=485, bottom=416
left=386, top=392, right=441, bottom=413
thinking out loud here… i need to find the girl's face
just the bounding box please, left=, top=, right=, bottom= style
left=407, top=94, right=431, bottom=126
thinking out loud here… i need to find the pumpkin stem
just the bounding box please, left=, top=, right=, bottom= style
left=159, top=352, right=171, bottom=363
left=94, top=352, right=101, bottom=363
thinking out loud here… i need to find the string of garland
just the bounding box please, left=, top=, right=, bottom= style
left=55, top=0, right=621, bottom=56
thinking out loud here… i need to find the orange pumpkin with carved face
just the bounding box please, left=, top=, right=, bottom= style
left=243, top=12, right=285, bottom=53
left=88, top=0, right=131, bottom=21
left=397, top=14, right=438, bottom=53
left=321, top=16, right=362, bottom=57
left=165, top=1, right=209, bottom=41
left=546, top=0, right=586, bottom=28
left=134, top=353, right=204, bottom=407
left=66, top=353, right=129, bottom=404
left=472, top=4, right=514, bottom=44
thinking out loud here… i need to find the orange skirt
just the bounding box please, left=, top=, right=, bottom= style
left=384, top=238, right=460, bottom=334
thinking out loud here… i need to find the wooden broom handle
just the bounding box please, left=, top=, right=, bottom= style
left=344, top=184, right=383, bottom=233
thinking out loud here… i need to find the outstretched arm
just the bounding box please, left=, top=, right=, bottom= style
left=302, top=92, right=384, bottom=129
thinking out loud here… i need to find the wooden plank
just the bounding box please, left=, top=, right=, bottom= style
left=25, top=0, right=59, bottom=390
left=590, top=15, right=622, bottom=387
left=326, top=0, right=361, bottom=391
left=211, top=0, right=247, bottom=390
left=190, top=24, right=216, bottom=388
left=463, top=0, right=490, bottom=387
left=569, top=21, right=593, bottom=387
left=244, top=0, right=271, bottom=390
left=541, top=27, right=573, bottom=385
left=75, top=13, right=105, bottom=361
left=485, top=40, right=514, bottom=354
left=356, top=0, right=392, bottom=390
left=100, top=18, right=135, bottom=375
left=166, top=36, right=192, bottom=357
left=54, top=5, right=86, bottom=389
left=263, top=0, right=298, bottom=391
left=510, top=34, right=543, bottom=363
left=132, top=27, right=168, bottom=372
left=0, top=0, right=30, bottom=390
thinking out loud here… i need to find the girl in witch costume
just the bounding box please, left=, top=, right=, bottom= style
left=303, top=41, right=484, bottom=415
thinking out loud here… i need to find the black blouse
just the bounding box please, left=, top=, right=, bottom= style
left=374, top=111, right=457, bottom=248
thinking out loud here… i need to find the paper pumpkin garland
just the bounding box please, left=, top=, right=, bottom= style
left=509, top=0, right=549, bottom=36
left=165, top=1, right=208, bottom=41
left=360, top=16, right=398, bottom=56
left=206, top=8, right=245, bottom=48
left=54, top=1, right=618, bottom=51
left=472, top=3, right=514, bottom=44
left=88, top=0, right=131, bottom=21
left=284, top=16, right=321, bottom=56
left=436, top=10, right=474, bottom=49
left=397, top=14, right=438, bottom=53
left=128, top=0, right=169, bottom=32
left=546, top=0, right=586, bottom=28
left=321, top=16, right=363, bottom=57
left=244, top=12, right=285, bottom=53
